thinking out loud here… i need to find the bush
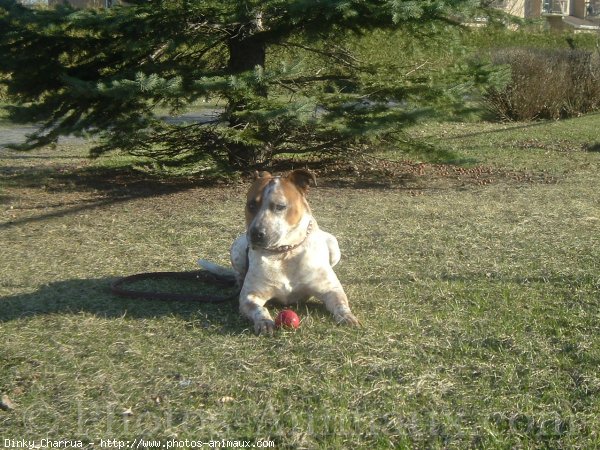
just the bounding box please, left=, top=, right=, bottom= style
left=484, top=47, right=600, bottom=121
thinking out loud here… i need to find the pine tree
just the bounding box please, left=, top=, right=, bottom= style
left=0, top=0, right=483, bottom=172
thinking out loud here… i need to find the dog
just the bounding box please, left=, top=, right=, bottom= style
left=199, top=169, right=359, bottom=335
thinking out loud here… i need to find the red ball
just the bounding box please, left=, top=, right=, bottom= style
left=275, top=310, right=300, bottom=329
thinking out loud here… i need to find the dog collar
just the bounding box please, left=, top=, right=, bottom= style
left=260, top=220, right=313, bottom=254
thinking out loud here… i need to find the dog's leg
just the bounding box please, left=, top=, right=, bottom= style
left=239, top=292, right=275, bottom=335
left=318, top=287, right=360, bottom=326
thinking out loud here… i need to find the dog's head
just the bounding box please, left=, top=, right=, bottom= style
left=245, top=169, right=316, bottom=249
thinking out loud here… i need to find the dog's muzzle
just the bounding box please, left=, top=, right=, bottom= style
left=249, top=226, right=268, bottom=247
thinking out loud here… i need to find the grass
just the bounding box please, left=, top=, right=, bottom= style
left=1, top=115, right=600, bottom=448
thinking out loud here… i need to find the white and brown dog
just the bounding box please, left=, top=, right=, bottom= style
left=200, top=169, right=359, bottom=335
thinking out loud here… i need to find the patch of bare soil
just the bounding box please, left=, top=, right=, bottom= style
left=513, top=138, right=590, bottom=153
left=1, top=148, right=559, bottom=228
left=270, top=155, right=558, bottom=191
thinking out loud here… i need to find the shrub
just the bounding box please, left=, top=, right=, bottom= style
left=484, top=47, right=600, bottom=121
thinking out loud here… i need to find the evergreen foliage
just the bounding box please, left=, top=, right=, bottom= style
left=0, top=0, right=484, bottom=172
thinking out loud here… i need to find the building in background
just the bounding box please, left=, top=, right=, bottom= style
left=19, top=0, right=600, bottom=31
left=493, top=0, right=600, bottom=31
left=19, top=0, right=121, bottom=7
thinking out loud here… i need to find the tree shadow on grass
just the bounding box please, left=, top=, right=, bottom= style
left=0, top=164, right=230, bottom=229
left=0, top=276, right=247, bottom=333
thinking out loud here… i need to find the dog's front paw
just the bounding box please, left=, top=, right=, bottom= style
left=334, top=310, right=361, bottom=327
left=254, top=319, right=276, bottom=336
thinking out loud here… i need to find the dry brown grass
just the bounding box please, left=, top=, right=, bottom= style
left=485, top=47, right=600, bottom=121
left=1, top=116, right=600, bottom=448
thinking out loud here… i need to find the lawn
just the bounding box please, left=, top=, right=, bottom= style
left=1, top=114, right=599, bottom=448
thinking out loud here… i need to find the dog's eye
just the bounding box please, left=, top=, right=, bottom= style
left=273, top=203, right=287, bottom=212
left=247, top=200, right=259, bottom=212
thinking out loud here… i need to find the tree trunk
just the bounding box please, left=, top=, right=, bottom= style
left=227, top=11, right=265, bottom=73
left=225, top=20, right=267, bottom=169
left=227, top=34, right=265, bottom=74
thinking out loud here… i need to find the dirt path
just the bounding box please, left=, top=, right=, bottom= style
left=0, top=125, right=85, bottom=150
left=0, top=109, right=221, bottom=150
left=0, top=124, right=45, bottom=149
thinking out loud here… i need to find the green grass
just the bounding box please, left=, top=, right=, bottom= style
left=1, top=115, right=600, bottom=448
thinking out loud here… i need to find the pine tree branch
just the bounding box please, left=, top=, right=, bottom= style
left=274, top=80, right=299, bottom=94
left=173, top=35, right=230, bottom=62
left=404, top=61, right=431, bottom=77
left=278, top=74, right=353, bottom=86
left=187, top=20, right=231, bottom=35
left=277, top=42, right=364, bottom=70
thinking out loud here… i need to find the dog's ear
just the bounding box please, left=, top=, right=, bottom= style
left=287, top=169, right=317, bottom=194
left=254, top=170, right=272, bottom=180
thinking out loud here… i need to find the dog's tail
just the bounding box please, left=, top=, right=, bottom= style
left=197, top=259, right=237, bottom=282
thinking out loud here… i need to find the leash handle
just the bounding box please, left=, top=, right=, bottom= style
left=110, top=270, right=238, bottom=303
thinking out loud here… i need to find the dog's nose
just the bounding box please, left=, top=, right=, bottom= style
left=250, top=227, right=267, bottom=245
